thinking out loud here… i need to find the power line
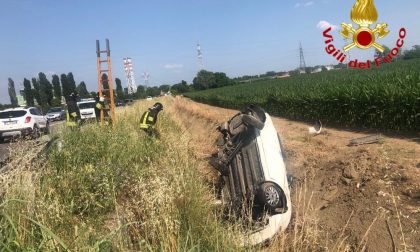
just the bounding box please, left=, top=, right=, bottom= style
left=142, top=72, right=150, bottom=88
left=197, top=42, right=203, bottom=70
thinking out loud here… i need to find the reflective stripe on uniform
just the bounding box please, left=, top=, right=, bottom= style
left=139, top=111, right=150, bottom=129
left=71, top=112, right=77, bottom=117
left=66, top=121, right=77, bottom=127
left=66, top=112, right=77, bottom=127
left=140, top=111, right=157, bottom=129
left=96, top=103, right=103, bottom=109
left=139, top=124, right=149, bottom=129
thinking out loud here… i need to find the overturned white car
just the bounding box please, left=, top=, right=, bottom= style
left=210, top=105, right=292, bottom=246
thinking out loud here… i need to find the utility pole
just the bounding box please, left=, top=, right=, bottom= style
left=299, top=42, right=307, bottom=74
left=142, top=72, right=150, bottom=88
left=123, top=57, right=137, bottom=94
left=197, top=42, right=203, bottom=70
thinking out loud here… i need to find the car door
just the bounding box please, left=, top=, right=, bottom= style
left=30, top=108, right=46, bottom=128
left=29, top=108, right=40, bottom=128
left=35, top=108, right=47, bottom=128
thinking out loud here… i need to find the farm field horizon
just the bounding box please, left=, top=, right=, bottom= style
left=186, top=58, right=420, bottom=132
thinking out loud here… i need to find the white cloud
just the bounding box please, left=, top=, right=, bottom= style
left=304, top=1, right=314, bottom=7
left=295, top=1, right=315, bottom=8
left=317, top=20, right=338, bottom=30
left=164, top=64, right=184, bottom=69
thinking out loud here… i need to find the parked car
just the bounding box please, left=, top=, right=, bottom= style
left=77, top=99, right=97, bottom=121
left=146, top=96, right=152, bottom=101
left=46, top=107, right=65, bottom=121
left=0, top=107, right=49, bottom=142
left=210, top=105, right=291, bottom=246
left=116, top=100, right=124, bottom=107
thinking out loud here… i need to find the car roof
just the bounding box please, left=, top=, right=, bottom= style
left=0, top=107, right=33, bottom=112
left=77, top=100, right=96, bottom=103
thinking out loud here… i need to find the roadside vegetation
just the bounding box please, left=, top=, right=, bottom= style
left=0, top=101, right=239, bottom=251
left=185, top=59, right=420, bottom=131
left=0, top=99, right=355, bottom=251
left=3, top=98, right=414, bottom=251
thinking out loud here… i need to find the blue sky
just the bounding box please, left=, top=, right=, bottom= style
left=1, top=0, right=419, bottom=104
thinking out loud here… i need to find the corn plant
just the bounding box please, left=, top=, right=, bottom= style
left=186, top=59, right=420, bottom=131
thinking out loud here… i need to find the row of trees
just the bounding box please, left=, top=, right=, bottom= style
left=192, top=70, right=233, bottom=90
left=374, top=45, right=420, bottom=60
left=133, top=84, right=170, bottom=99
left=8, top=72, right=85, bottom=111
left=129, top=70, right=235, bottom=99
left=4, top=72, right=127, bottom=112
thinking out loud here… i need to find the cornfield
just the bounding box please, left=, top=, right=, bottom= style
left=186, top=59, right=420, bottom=131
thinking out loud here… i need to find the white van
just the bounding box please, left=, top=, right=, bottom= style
left=77, top=99, right=97, bottom=120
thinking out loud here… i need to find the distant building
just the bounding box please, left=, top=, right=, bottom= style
left=311, top=67, right=322, bottom=74
left=326, top=65, right=335, bottom=71
left=276, top=73, right=290, bottom=79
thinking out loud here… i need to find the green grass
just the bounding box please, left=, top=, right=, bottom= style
left=185, top=59, right=420, bottom=131
left=0, top=101, right=239, bottom=251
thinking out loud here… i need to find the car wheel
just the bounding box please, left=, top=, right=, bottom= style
left=44, top=123, right=50, bottom=134
left=242, top=114, right=264, bottom=130
left=32, top=125, right=41, bottom=139
left=0, top=137, right=4, bottom=144
left=258, top=182, right=287, bottom=213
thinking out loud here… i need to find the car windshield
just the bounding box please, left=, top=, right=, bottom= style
left=48, top=108, right=62, bottom=113
left=78, top=102, right=96, bottom=109
left=0, top=110, right=27, bottom=119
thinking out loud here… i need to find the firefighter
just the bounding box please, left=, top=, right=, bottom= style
left=139, top=102, right=163, bottom=136
left=66, top=92, right=80, bottom=128
left=94, top=92, right=105, bottom=122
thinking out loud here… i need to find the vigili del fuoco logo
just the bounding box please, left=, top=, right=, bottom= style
left=322, top=0, right=406, bottom=69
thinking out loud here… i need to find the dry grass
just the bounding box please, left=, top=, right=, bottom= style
left=0, top=99, right=240, bottom=251
left=2, top=97, right=406, bottom=251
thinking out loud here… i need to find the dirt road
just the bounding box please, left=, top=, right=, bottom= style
left=171, top=97, right=420, bottom=251
left=0, top=121, right=64, bottom=163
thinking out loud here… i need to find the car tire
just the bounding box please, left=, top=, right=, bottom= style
left=242, top=114, right=264, bottom=130
left=44, top=123, right=50, bottom=135
left=0, top=137, right=4, bottom=144
left=32, top=125, right=41, bottom=139
left=258, top=182, right=287, bottom=213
